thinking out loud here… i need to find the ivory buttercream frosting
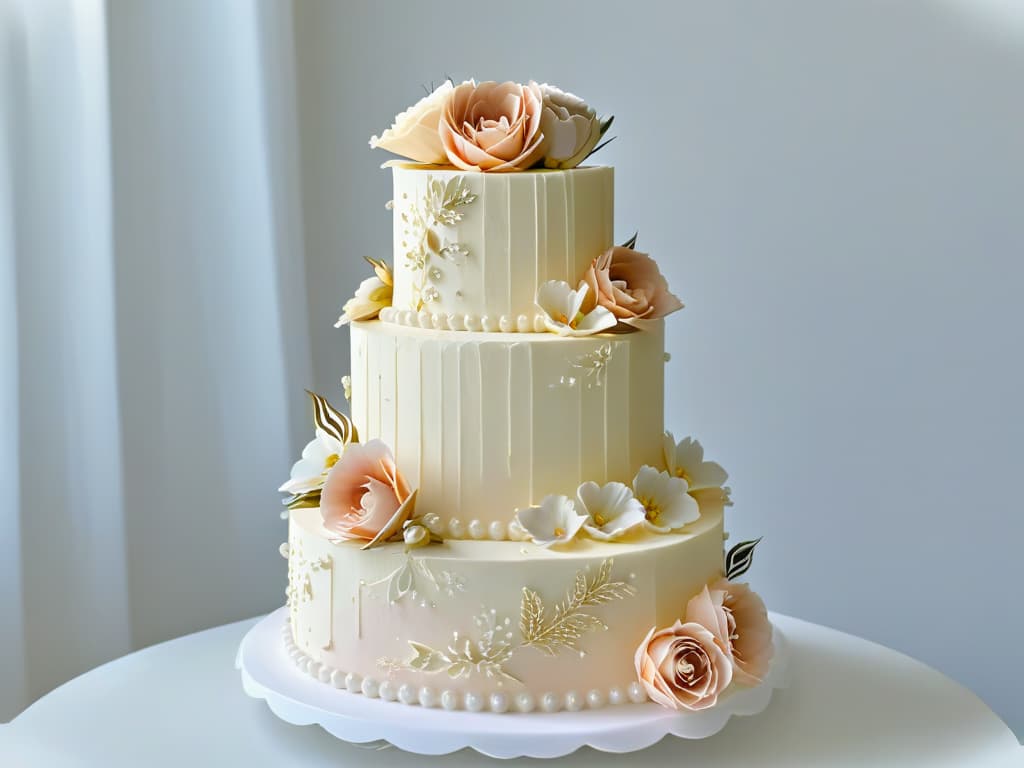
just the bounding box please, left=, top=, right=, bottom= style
left=281, top=78, right=774, bottom=716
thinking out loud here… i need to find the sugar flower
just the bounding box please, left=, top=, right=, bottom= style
left=663, top=431, right=733, bottom=510
left=440, top=80, right=547, bottom=172
left=277, top=428, right=345, bottom=497
left=634, top=619, right=733, bottom=711
left=514, top=494, right=588, bottom=547
left=321, top=439, right=414, bottom=546
left=334, top=258, right=393, bottom=326
left=577, top=480, right=645, bottom=541
left=538, top=84, right=603, bottom=170
left=369, top=80, right=453, bottom=164
left=632, top=465, right=700, bottom=533
left=536, top=280, right=616, bottom=337
left=710, top=578, right=773, bottom=686
left=580, top=246, right=683, bottom=322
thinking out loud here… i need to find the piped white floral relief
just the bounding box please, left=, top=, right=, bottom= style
left=380, top=609, right=520, bottom=684
left=356, top=555, right=466, bottom=639
left=398, top=175, right=477, bottom=310
left=551, top=342, right=615, bottom=389
left=381, top=559, right=636, bottom=684
left=286, top=534, right=334, bottom=650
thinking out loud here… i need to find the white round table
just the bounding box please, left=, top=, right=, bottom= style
left=2, top=613, right=1019, bottom=766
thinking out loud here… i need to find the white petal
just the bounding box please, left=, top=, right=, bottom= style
left=632, top=465, right=666, bottom=497
left=573, top=305, right=616, bottom=334
left=576, top=481, right=603, bottom=517
left=536, top=280, right=574, bottom=316
left=657, top=491, right=701, bottom=530
left=672, top=435, right=704, bottom=469
left=315, top=429, right=345, bottom=457
left=277, top=474, right=323, bottom=495
left=662, top=431, right=677, bottom=474
left=568, top=282, right=588, bottom=318
left=689, top=460, right=729, bottom=491
left=515, top=494, right=584, bottom=546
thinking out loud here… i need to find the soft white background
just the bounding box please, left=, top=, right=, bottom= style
left=2, top=0, right=1021, bottom=740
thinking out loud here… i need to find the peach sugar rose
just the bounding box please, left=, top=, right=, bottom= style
left=439, top=80, right=547, bottom=172
left=580, top=245, right=684, bottom=321
left=634, top=618, right=733, bottom=711
left=635, top=584, right=773, bottom=710
left=710, top=578, right=774, bottom=685
left=320, top=439, right=412, bottom=542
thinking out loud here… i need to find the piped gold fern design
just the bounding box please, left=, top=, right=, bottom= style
left=520, top=559, right=637, bottom=656
left=381, top=559, right=635, bottom=683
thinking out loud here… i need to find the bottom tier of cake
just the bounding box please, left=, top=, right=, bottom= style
left=284, top=506, right=726, bottom=713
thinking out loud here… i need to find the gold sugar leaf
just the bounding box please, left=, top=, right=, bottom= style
left=285, top=489, right=321, bottom=510
left=306, top=390, right=358, bottom=445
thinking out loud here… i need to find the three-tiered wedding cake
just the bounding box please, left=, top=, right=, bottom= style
left=279, top=80, right=772, bottom=716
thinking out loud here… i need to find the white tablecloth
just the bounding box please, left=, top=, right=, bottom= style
left=2, top=613, right=1019, bottom=766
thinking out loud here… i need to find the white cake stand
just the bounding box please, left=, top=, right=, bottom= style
left=236, top=607, right=789, bottom=759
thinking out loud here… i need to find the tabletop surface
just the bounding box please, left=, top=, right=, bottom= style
left=2, top=613, right=1020, bottom=767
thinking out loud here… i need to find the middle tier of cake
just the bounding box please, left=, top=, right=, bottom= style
left=350, top=320, right=665, bottom=534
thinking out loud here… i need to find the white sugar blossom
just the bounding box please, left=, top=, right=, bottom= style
left=632, top=465, right=700, bottom=533
left=536, top=280, right=616, bottom=337
left=335, top=258, right=393, bottom=326
left=538, top=84, right=604, bottom=170
left=663, top=431, right=733, bottom=511
left=277, top=428, right=345, bottom=497
left=369, top=80, right=453, bottom=164
left=578, top=480, right=646, bottom=541
left=514, top=494, right=588, bottom=547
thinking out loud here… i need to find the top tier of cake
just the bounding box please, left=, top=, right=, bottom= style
left=387, top=165, right=613, bottom=330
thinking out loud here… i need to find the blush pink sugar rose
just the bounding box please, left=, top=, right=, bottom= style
left=634, top=618, right=734, bottom=711
left=710, top=578, right=774, bottom=685
left=439, top=80, right=548, bottom=172
left=580, top=245, right=684, bottom=321
left=320, top=439, right=412, bottom=542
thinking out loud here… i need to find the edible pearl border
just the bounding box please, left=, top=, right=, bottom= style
left=282, top=621, right=647, bottom=713
left=379, top=306, right=548, bottom=334
left=421, top=513, right=529, bottom=542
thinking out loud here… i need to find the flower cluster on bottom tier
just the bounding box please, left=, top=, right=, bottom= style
left=284, top=504, right=726, bottom=711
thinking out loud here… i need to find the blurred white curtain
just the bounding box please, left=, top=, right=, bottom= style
left=0, top=0, right=312, bottom=721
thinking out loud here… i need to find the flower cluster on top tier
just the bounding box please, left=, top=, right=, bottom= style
left=370, top=80, right=613, bottom=172
left=513, top=433, right=730, bottom=547
left=535, top=237, right=684, bottom=337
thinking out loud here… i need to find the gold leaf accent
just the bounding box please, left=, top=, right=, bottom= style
left=364, top=256, right=393, bottom=287
left=361, top=489, right=418, bottom=550
left=306, top=390, right=358, bottom=445
left=380, top=608, right=521, bottom=684
left=285, top=489, right=321, bottom=510
left=519, top=559, right=636, bottom=656
left=407, top=641, right=449, bottom=673
left=384, top=560, right=633, bottom=683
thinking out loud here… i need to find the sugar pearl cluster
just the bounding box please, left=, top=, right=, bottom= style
left=379, top=306, right=548, bottom=334
left=282, top=620, right=647, bottom=713
left=421, top=513, right=528, bottom=542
